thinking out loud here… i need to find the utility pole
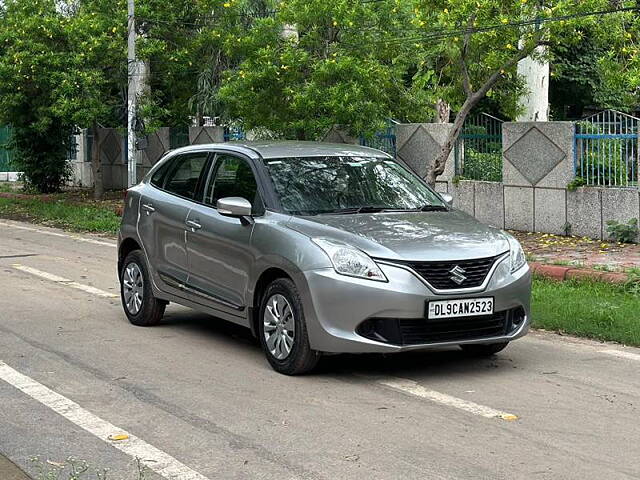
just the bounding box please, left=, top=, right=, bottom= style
left=127, top=0, right=138, bottom=187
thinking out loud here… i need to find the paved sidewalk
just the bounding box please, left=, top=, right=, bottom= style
left=0, top=454, right=31, bottom=480
left=513, top=231, right=640, bottom=272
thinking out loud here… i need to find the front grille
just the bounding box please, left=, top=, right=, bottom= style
left=396, top=254, right=503, bottom=290
left=357, top=309, right=519, bottom=345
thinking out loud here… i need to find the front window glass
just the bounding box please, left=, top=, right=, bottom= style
left=205, top=154, right=260, bottom=207
left=263, top=156, right=446, bottom=215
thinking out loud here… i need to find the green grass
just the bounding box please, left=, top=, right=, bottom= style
left=532, top=277, right=640, bottom=346
left=0, top=197, right=120, bottom=234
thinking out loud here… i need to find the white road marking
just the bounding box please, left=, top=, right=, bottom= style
left=0, top=220, right=116, bottom=247
left=377, top=377, right=518, bottom=421
left=12, top=264, right=117, bottom=298
left=601, top=349, right=640, bottom=362
left=0, top=361, right=210, bottom=480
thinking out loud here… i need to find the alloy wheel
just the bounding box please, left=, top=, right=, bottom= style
left=263, top=294, right=295, bottom=360
left=123, top=262, right=144, bottom=315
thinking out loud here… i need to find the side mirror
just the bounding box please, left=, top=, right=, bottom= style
left=217, top=197, right=252, bottom=217
left=440, top=193, right=454, bottom=206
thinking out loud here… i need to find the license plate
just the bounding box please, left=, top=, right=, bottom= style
left=427, top=297, right=494, bottom=320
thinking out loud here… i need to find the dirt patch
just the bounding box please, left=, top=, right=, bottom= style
left=512, top=231, right=640, bottom=272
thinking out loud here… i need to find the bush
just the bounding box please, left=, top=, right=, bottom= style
left=606, top=218, right=638, bottom=244
left=11, top=125, right=71, bottom=193
left=461, top=149, right=502, bottom=182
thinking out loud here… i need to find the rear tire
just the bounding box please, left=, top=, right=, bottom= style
left=460, top=342, right=509, bottom=356
left=258, top=278, right=320, bottom=375
left=120, top=250, right=165, bottom=326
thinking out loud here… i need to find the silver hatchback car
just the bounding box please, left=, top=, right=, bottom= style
left=118, top=141, right=531, bottom=375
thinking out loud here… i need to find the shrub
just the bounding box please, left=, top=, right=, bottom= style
left=566, top=177, right=586, bottom=192
left=10, top=125, right=71, bottom=193
left=461, top=149, right=502, bottom=182
left=606, top=218, right=638, bottom=244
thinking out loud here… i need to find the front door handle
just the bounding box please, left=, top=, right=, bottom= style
left=142, top=203, right=155, bottom=214
left=186, top=219, right=202, bottom=230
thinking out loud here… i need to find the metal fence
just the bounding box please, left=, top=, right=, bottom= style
left=0, top=125, right=15, bottom=172
left=360, top=120, right=397, bottom=157
left=574, top=110, right=639, bottom=187
left=224, top=125, right=246, bottom=142
left=454, top=113, right=503, bottom=182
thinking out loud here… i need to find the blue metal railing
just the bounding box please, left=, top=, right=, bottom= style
left=574, top=110, right=639, bottom=187
left=359, top=120, right=397, bottom=157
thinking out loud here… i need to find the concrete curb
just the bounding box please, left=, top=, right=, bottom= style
left=530, top=262, right=630, bottom=284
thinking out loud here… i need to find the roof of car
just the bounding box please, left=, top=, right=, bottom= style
left=169, top=141, right=391, bottom=159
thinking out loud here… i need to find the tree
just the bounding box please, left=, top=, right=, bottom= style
left=218, top=0, right=426, bottom=139
left=55, top=0, right=126, bottom=199
left=0, top=0, right=125, bottom=196
left=135, top=0, right=253, bottom=129
left=408, top=0, right=638, bottom=186
left=0, top=0, right=74, bottom=192
left=550, top=21, right=639, bottom=118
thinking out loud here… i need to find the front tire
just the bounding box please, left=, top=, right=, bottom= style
left=120, top=250, right=165, bottom=326
left=460, top=342, right=509, bottom=356
left=258, top=278, right=320, bottom=375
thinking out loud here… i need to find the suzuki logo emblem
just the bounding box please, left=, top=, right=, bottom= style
left=449, top=265, right=467, bottom=285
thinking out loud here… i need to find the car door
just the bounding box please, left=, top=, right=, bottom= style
left=137, top=151, right=210, bottom=294
left=184, top=153, right=262, bottom=316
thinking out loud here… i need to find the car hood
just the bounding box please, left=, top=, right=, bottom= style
left=285, top=210, right=510, bottom=261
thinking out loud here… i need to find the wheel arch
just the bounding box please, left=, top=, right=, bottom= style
left=118, top=237, right=142, bottom=277
left=249, top=267, right=293, bottom=337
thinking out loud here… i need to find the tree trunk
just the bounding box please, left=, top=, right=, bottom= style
left=435, top=99, right=451, bottom=123
left=91, top=124, right=104, bottom=200
left=425, top=97, right=475, bottom=187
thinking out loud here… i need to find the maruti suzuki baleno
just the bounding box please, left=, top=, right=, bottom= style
left=118, top=142, right=531, bottom=375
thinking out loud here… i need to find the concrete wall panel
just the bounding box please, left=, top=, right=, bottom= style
left=567, top=188, right=601, bottom=239
left=504, top=186, right=534, bottom=231
left=451, top=181, right=475, bottom=216
left=475, top=182, right=504, bottom=229
left=601, top=188, right=639, bottom=241
left=534, top=188, right=567, bottom=235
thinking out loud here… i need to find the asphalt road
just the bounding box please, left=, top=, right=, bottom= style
left=0, top=219, right=639, bottom=480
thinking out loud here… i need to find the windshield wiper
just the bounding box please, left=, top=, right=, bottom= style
left=329, top=206, right=386, bottom=215
left=420, top=204, right=448, bottom=212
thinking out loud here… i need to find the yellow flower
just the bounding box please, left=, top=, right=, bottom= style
left=443, top=8, right=448, bottom=14
left=223, top=2, right=231, bottom=7
left=501, top=18, right=509, bottom=24
left=112, top=27, right=117, bottom=33
left=332, top=20, right=337, bottom=26
left=506, top=43, right=513, bottom=49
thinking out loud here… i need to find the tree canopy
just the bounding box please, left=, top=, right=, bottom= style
left=0, top=0, right=637, bottom=191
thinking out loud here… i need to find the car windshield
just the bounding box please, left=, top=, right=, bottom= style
left=263, top=156, right=446, bottom=215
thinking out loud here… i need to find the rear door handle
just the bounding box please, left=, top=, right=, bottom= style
left=186, top=219, right=202, bottom=230
left=142, top=203, right=155, bottom=214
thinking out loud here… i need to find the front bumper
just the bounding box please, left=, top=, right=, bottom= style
left=295, top=256, right=532, bottom=354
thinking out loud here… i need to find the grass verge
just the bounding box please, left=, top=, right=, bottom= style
left=532, top=277, right=640, bottom=346
left=0, top=195, right=121, bottom=234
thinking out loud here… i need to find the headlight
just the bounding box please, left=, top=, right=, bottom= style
left=506, top=234, right=527, bottom=272
left=312, top=238, right=387, bottom=282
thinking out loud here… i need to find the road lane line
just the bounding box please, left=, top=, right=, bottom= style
left=0, top=361, right=210, bottom=480
left=601, top=349, right=640, bottom=362
left=377, top=377, right=518, bottom=421
left=12, top=264, right=117, bottom=299
left=0, top=221, right=116, bottom=248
